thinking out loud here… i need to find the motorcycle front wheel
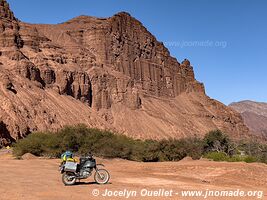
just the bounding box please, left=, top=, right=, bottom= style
left=94, top=169, right=110, bottom=184
left=62, top=172, right=76, bottom=186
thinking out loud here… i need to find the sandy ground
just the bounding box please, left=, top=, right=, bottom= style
left=0, top=150, right=266, bottom=200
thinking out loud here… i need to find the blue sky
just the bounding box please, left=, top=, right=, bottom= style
left=8, top=0, right=267, bottom=105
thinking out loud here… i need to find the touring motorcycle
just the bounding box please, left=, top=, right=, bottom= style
left=59, top=154, right=110, bottom=185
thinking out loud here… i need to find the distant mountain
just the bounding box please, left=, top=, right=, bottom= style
left=229, top=101, right=267, bottom=138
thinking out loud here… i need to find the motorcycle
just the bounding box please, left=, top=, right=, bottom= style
left=59, top=154, right=110, bottom=185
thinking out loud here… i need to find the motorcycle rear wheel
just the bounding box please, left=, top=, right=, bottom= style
left=62, top=172, right=76, bottom=186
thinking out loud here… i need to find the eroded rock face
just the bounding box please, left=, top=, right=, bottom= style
left=56, top=70, right=92, bottom=105
left=104, top=13, right=204, bottom=97
left=0, top=0, right=250, bottom=143
left=18, top=60, right=44, bottom=85
left=0, top=0, right=24, bottom=59
left=0, top=121, right=15, bottom=146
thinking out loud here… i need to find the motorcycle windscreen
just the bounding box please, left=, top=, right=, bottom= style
left=64, top=161, right=78, bottom=172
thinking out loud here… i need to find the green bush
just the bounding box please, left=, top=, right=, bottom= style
left=237, top=141, right=267, bottom=163
left=158, top=138, right=203, bottom=161
left=12, top=125, right=205, bottom=162
left=204, top=152, right=229, bottom=161
left=12, top=126, right=266, bottom=164
left=203, top=130, right=231, bottom=154
left=142, top=140, right=161, bottom=162
left=13, top=132, right=48, bottom=157
left=204, top=152, right=259, bottom=163
left=243, top=156, right=258, bottom=163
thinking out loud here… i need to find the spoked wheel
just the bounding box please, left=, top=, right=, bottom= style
left=94, top=169, right=110, bottom=184
left=62, top=172, right=76, bottom=186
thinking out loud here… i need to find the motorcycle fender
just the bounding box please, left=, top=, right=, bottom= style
left=59, top=166, right=65, bottom=174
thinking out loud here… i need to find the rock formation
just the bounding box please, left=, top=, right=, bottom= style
left=0, top=0, right=249, bottom=146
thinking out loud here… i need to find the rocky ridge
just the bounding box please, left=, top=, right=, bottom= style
left=0, top=0, right=249, bottom=146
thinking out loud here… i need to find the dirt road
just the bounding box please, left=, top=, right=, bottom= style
left=0, top=151, right=266, bottom=200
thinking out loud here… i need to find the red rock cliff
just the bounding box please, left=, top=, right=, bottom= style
left=0, top=0, right=249, bottom=145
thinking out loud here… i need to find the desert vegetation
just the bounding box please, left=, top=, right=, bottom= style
left=12, top=125, right=267, bottom=163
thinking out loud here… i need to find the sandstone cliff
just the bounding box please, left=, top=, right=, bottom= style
left=0, top=0, right=249, bottom=145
